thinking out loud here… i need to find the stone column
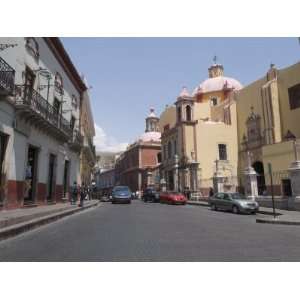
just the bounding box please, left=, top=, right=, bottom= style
left=146, top=170, right=152, bottom=187
left=213, top=160, right=225, bottom=193
left=160, top=178, right=167, bottom=192
left=288, top=140, right=300, bottom=203
left=189, top=162, right=199, bottom=192
left=173, top=154, right=179, bottom=192
left=243, top=151, right=258, bottom=200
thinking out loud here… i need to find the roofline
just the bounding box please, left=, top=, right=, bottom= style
left=43, top=37, right=87, bottom=93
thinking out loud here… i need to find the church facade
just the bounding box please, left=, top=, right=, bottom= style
left=159, top=62, right=242, bottom=196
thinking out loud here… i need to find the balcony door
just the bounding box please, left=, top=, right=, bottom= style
left=24, top=145, right=38, bottom=204
left=24, top=67, right=35, bottom=105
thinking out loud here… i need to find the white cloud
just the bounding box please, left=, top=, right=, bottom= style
left=94, top=123, right=129, bottom=153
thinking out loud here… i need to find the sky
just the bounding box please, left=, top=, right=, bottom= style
left=61, top=38, right=300, bottom=153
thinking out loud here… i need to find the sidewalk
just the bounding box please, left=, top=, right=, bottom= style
left=187, top=200, right=300, bottom=225
left=0, top=200, right=100, bottom=240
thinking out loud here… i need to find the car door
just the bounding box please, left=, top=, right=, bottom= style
left=217, top=193, right=227, bottom=209
left=222, top=193, right=233, bottom=211
left=213, top=193, right=224, bottom=209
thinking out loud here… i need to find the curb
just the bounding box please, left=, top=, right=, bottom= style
left=256, top=218, right=300, bottom=226
left=0, top=201, right=100, bottom=241
left=187, top=201, right=209, bottom=207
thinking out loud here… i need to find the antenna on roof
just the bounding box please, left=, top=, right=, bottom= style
left=213, top=55, right=217, bottom=65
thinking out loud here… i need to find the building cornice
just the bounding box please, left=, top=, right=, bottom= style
left=43, top=37, right=87, bottom=93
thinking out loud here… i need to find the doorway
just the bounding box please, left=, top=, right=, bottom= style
left=282, top=179, right=292, bottom=197
left=63, top=160, right=70, bottom=198
left=47, top=153, right=57, bottom=202
left=0, top=133, right=8, bottom=205
left=252, top=161, right=266, bottom=195
left=24, top=145, right=38, bottom=204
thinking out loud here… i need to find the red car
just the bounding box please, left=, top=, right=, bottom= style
left=159, top=192, right=187, bottom=205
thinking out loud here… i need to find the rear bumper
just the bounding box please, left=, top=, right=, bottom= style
left=112, top=198, right=131, bottom=204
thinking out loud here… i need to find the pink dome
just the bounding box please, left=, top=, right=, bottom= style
left=193, top=76, right=243, bottom=95
left=139, top=131, right=161, bottom=143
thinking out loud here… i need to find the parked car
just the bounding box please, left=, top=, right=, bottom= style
left=209, top=192, right=259, bottom=214
left=111, top=186, right=132, bottom=204
left=143, top=187, right=160, bottom=202
left=159, top=191, right=187, bottom=205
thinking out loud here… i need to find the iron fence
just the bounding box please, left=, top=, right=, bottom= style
left=15, top=85, right=72, bottom=138
left=0, top=56, right=15, bottom=95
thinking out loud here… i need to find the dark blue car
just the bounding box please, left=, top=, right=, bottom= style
left=111, top=186, right=132, bottom=204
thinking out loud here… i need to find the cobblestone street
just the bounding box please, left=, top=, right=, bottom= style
left=1, top=200, right=300, bottom=261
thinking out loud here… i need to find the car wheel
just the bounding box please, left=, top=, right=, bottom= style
left=211, top=204, right=217, bottom=211
left=232, top=205, right=239, bottom=214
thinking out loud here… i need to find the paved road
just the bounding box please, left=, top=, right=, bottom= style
left=1, top=200, right=300, bottom=261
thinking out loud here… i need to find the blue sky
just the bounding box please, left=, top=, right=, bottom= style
left=62, top=38, right=300, bottom=152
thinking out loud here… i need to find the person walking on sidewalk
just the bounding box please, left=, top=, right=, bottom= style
left=79, top=184, right=86, bottom=208
left=71, top=181, right=78, bottom=205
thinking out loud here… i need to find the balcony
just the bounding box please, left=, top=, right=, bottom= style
left=0, top=56, right=15, bottom=96
left=15, top=85, right=72, bottom=141
left=69, top=129, right=83, bottom=152
left=83, top=136, right=96, bottom=163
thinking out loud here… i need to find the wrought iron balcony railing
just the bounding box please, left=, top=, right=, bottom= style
left=15, top=85, right=72, bottom=138
left=69, top=129, right=83, bottom=150
left=0, top=56, right=15, bottom=95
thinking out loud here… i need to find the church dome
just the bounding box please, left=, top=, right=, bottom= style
left=192, top=61, right=243, bottom=95
left=193, top=76, right=243, bottom=95
left=137, top=108, right=161, bottom=143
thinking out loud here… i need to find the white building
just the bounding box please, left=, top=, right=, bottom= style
left=0, top=38, right=88, bottom=209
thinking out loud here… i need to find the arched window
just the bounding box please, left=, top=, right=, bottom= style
left=54, top=72, right=64, bottom=95
left=177, top=106, right=182, bottom=122
left=25, top=37, right=39, bottom=59
left=210, top=97, right=218, bottom=106
left=186, top=105, right=192, bottom=121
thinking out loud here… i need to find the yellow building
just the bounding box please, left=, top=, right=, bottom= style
left=159, top=62, right=242, bottom=196
left=236, top=62, right=300, bottom=197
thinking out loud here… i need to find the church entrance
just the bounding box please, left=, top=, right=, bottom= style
left=252, top=161, right=266, bottom=195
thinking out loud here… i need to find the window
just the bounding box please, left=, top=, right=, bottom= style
left=54, top=72, right=64, bottom=95
left=210, top=97, right=218, bottom=106
left=70, top=116, right=76, bottom=130
left=186, top=105, right=192, bottom=121
left=288, top=83, right=300, bottom=110
left=157, top=152, right=162, bottom=163
left=53, top=98, right=61, bottom=115
left=25, top=37, right=39, bottom=59
left=177, top=106, right=182, bottom=122
left=218, top=144, right=227, bottom=160
left=72, top=95, right=78, bottom=109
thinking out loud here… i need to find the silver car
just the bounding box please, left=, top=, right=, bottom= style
left=210, top=192, right=259, bottom=214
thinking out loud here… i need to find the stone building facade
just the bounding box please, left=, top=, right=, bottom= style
left=115, top=108, right=161, bottom=193
left=236, top=62, right=300, bottom=199
left=0, top=37, right=94, bottom=210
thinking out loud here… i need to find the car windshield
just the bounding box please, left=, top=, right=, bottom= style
left=113, top=186, right=130, bottom=193
left=230, top=193, right=247, bottom=200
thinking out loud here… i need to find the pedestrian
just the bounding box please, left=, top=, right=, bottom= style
left=79, top=184, right=86, bottom=208
left=209, top=187, right=214, bottom=197
left=71, top=181, right=78, bottom=205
